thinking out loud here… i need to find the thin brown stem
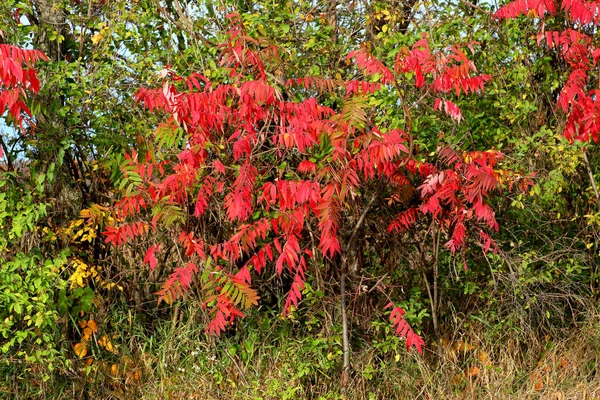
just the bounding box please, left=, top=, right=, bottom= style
left=0, top=135, right=14, bottom=172
left=422, top=267, right=441, bottom=357
left=583, top=150, right=600, bottom=211
left=78, top=0, right=93, bottom=59
left=340, top=269, right=349, bottom=388
left=344, top=191, right=378, bottom=254
left=433, top=228, right=440, bottom=315
left=459, top=0, right=493, bottom=16
left=393, top=79, right=414, bottom=155
left=422, top=226, right=442, bottom=358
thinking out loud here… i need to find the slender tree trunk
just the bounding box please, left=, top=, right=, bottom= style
left=423, top=227, right=443, bottom=358
left=32, top=0, right=67, bottom=63
left=423, top=268, right=442, bottom=357
left=340, top=269, right=350, bottom=391
left=339, top=192, right=378, bottom=392
left=583, top=150, right=600, bottom=212
left=30, top=0, right=69, bottom=133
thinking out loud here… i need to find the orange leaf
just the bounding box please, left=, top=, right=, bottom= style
left=83, top=327, right=93, bottom=340
left=453, top=341, right=475, bottom=352
left=534, top=379, right=544, bottom=392
left=74, top=342, right=87, bottom=358
left=466, top=366, right=480, bottom=378
left=87, top=319, right=98, bottom=333
left=126, top=368, right=142, bottom=382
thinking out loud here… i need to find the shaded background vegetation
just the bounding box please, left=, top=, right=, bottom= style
left=0, top=0, right=599, bottom=398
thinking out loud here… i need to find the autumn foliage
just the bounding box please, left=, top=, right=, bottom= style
left=496, top=0, right=600, bottom=143
left=0, top=44, right=47, bottom=154
left=103, top=14, right=528, bottom=352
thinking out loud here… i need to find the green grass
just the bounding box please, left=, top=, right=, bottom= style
left=3, top=299, right=599, bottom=399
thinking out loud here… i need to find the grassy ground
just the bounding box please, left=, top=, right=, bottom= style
left=3, top=293, right=599, bottom=400
left=26, top=307, right=594, bottom=400
left=134, top=321, right=600, bottom=399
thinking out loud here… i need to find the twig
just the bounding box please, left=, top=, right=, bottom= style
left=368, top=273, right=388, bottom=293
left=459, top=0, right=493, bottom=16
left=583, top=150, right=600, bottom=212
left=0, top=135, right=14, bottom=172
left=224, top=351, right=249, bottom=386
left=344, top=191, right=379, bottom=254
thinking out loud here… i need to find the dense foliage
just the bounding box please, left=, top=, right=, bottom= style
left=0, top=0, right=599, bottom=398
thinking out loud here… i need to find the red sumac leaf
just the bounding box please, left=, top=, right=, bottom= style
left=386, top=303, right=425, bottom=354
left=144, top=244, right=160, bottom=271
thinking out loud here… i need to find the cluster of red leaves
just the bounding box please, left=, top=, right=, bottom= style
left=292, top=33, right=491, bottom=132
left=386, top=302, right=425, bottom=354
left=104, top=14, right=523, bottom=353
left=390, top=149, right=501, bottom=253
left=392, top=34, right=490, bottom=122
left=0, top=44, right=48, bottom=143
left=496, top=0, right=600, bottom=143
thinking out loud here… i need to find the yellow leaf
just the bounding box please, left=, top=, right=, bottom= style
left=91, top=32, right=103, bottom=45
left=110, top=364, right=119, bottom=376
left=98, top=334, right=115, bottom=352
left=74, top=342, right=87, bottom=358
left=477, top=350, right=490, bottom=365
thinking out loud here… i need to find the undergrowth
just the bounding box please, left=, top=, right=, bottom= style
left=4, top=295, right=598, bottom=400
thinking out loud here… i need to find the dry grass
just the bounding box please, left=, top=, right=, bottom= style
left=8, top=301, right=597, bottom=399
left=127, top=311, right=600, bottom=400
